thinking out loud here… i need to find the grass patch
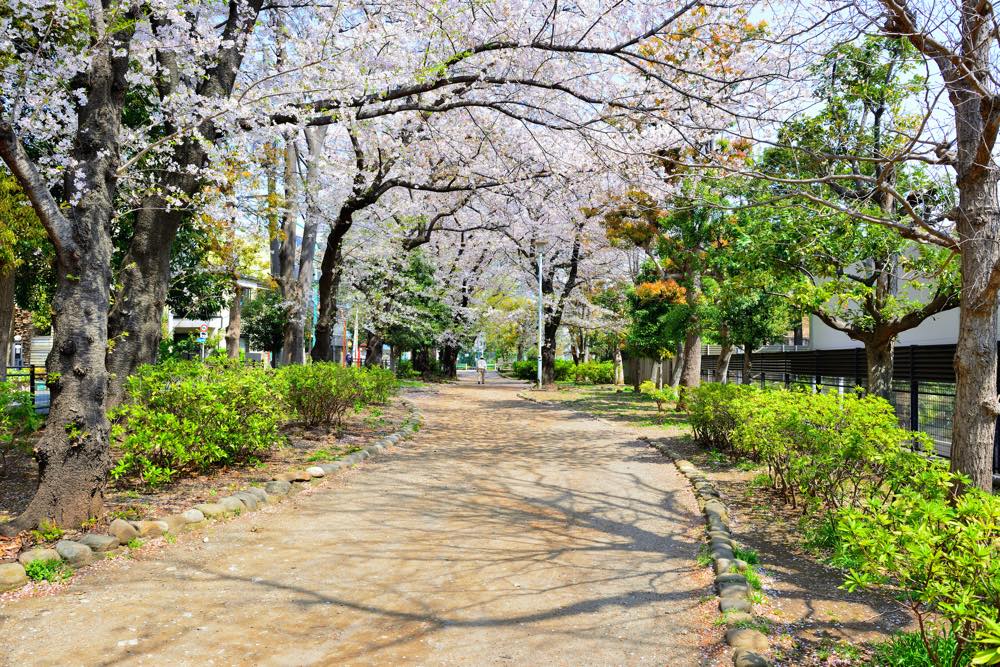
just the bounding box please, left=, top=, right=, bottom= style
left=696, top=543, right=713, bottom=567
left=398, top=380, right=426, bottom=388
left=742, top=565, right=763, bottom=591
left=732, top=545, right=760, bottom=565
left=306, top=445, right=363, bottom=462
left=125, top=538, right=143, bottom=550
left=870, top=631, right=968, bottom=667
left=24, top=558, right=72, bottom=583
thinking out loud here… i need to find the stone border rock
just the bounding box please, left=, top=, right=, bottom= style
left=644, top=437, right=771, bottom=667
left=0, top=401, right=424, bottom=595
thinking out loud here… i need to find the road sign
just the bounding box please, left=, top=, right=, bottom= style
left=197, top=336, right=207, bottom=344
left=199, top=323, right=209, bottom=334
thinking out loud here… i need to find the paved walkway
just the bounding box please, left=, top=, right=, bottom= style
left=0, top=375, right=709, bottom=666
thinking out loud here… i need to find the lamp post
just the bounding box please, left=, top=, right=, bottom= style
left=533, top=238, right=548, bottom=389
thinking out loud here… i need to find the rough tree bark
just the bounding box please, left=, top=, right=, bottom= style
left=0, top=269, right=13, bottom=380
left=225, top=284, right=242, bottom=359
left=106, top=1, right=264, bottom=404
left=0, top=9, right=136, bottom=532
left=440, top=344, right=460, bottom=379
left=862, top=336, right=894, bottom=400
left=742, top=348, right=753, bottom=385
left=364, top=333, right=383, bottom=368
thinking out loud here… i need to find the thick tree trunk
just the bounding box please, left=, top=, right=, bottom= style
left=311, top=244, right=343, bottom=362
left=717, top=342, right=734, bottom=384
left=947, top=98, right=1000, bottom=490
left=677, top=330, right=702, bottom=409
left=613, top=347, right=624, bottom=386
left=0, top=17, right=135, bottom=533
left=412, top=348, right=430, bottom=374
left=0, top=268, right=13, bottom=381
left=742, top=348, right=753, bottom=385
left=864, top=337, right=894, bottom=401
left=225, top=284, right=242, bottom=359
left=541, top=342, right=556, bottom=387
left=364, top=333, right=383, bottom=368
left=680, top=331, right=702, bottom=388
left=951, top=173, right=1000, bottom=491
left=669, top=341, right=684, bottom=388
left=106, top=204, right=183, bottom=406
left=390, top=346, right=400, bottom=374
left=440, top=344, right=459, bottom=379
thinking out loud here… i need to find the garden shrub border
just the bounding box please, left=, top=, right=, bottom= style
left=645, top=437, right=773, bottom=667
left=0, top=400, right=423, bottom=595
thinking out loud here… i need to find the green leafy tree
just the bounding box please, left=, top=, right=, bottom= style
left=759, top=38, right=959, bottom=398
left=242, top=289, right=287, bottom=364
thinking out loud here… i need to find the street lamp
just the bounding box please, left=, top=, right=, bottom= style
left=533, top=238, right=548, bottom=389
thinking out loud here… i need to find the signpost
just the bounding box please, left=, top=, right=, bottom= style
left=197, top=323, right=208, bottom=359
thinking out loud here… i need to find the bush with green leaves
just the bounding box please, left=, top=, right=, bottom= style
left=511, top=359, right=577, bottom=382
left=572, top=361, right=614, bottom=384
left=0, top=380, right=41, bottom=475
left=355, top=366, right=398, bottom=405
left=280, top=363, right=365, bottom=429
left=687, top=382, right=758, bottom=450
left=395, top=359, right=419, bottom=379
left=688, top=382, right=1000, bottom=666
left=838, top=469, right=1000, bottom=667
left=639, top=380, right=678, bottom=411
left=110, top=360, right=286, bottom=488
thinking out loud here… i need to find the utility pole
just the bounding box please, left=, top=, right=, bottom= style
left=534, top=239, right=548, bottom=389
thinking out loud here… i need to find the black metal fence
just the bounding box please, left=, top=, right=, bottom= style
left=701, top=344, right=1000, bottom=475
left=4, top=365, right=50, bottom=414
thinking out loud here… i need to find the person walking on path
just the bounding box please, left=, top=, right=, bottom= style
left=476, top=356, right=487, bottom=384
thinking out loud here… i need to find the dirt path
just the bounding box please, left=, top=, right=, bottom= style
left=0, top=375, right=711, bottom=666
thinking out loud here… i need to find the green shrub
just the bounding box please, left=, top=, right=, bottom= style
left=0, top=380, right=41, bottom=474
left=687, top=383, right=758, bottom=449
left=639, top=380, right=678, bottom=411
left=395, top=359, right=420, bottom=379
left=355, top=367, right=398, bottom=405
left=511, top=359, right=577, bottom=382
left=839, top=470, right=1000, bottom=667
left=110, top=360, right=285, bottom=487
left=688, top=382, right=1000, bottom=666
left=572, top=361, right=614, bottom=384
left=30, top=519, right=63, bottom=543
left=280, top=363, right=365, bottom=429
left=510, top=360, right=536, bottom=380
left=24, top=558, right=72, bottom=583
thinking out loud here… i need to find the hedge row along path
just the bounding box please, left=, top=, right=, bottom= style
left=0, top=373, right=713, bottom=666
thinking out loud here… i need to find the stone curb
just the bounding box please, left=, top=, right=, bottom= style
left=645, top=438, right=771, bottom=667
left=1, top=400, right=424, bottom=595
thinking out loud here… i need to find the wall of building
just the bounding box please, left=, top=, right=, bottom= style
left=809, top=307, right=966, bottom=350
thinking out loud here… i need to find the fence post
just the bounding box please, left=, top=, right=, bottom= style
left=29, top=366, right=35, bottom=397
left=910, top=379, right=919, bottom=432
left=995, top=350, right=1000, bottom=474
left=784, top=372, right=790, bottom=389
left=760, top=368, right=765, bottom=389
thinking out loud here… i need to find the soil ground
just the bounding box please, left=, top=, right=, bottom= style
left=529, top=383, right=915, bottom=665
left=0, top=374, right=718, bottom=666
